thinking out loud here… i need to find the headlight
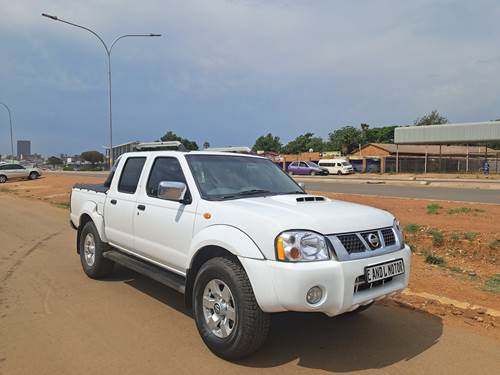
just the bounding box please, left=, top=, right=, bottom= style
left=275, top=231, right=331, bottom=262
left=393, top=218, right=404, bottom=244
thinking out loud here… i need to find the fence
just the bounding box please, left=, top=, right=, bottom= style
left=385, top=156, right=499, bottom=174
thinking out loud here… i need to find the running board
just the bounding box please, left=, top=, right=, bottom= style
left=103, top=250, right=186, bottom=294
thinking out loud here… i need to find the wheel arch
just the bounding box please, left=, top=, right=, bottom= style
left=75, top=203, right=107, bottom=253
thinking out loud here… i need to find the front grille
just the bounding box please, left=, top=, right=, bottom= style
left=354, top=275, right=393, bottom=294
left=337, top=234, right=366, bottom=253
left=361, top=231, right=382, bottom=250
left=381, top=228, right=396, bottom=246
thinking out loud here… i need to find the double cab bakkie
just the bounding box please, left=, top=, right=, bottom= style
left=70, top=144, right=411, bottom=359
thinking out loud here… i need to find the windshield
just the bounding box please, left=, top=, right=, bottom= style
left=305, top=161, right=319, bottom=168
left=186, top=154, right=305, bottom=200
left=342, top=162, right=351, bottom=166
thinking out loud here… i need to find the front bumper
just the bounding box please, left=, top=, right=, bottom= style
left=240, top=245, right=411, bottom=316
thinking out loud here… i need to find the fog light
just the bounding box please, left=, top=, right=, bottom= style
left=306, top=286, right=323, bottom=305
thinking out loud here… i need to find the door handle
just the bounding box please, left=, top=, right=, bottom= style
left=137, top=204, right=146, bottom=211
left=110, top=199, right=117, bottom=205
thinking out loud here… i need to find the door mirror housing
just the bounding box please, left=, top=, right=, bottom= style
left=157, top=181, right=189, bottom=203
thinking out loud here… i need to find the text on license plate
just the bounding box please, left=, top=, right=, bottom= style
left=364, top=259, right=405, bottom=283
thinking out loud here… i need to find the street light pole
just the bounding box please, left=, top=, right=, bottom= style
left=42, top=13, right=161, bottom=168
left=0, top=102, right=14, bottom=162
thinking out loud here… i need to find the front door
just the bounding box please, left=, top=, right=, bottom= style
left=134, top=156, right=195, bottom=273
left=104, top=156, right=147, bottom=251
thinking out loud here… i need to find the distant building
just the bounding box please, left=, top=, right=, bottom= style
left=17, top=140, right=31, bottom=159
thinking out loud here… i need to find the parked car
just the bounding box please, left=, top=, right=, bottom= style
left=318, top=159, right=354, bottom=175
left=70, top=148, right=410, bottom=360
left=0, top=163, right=41, bottom=183
left=287, top=160, right=328, bottom=175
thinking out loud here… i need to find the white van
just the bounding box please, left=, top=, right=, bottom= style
left=318, top=159, right=354, bottom=175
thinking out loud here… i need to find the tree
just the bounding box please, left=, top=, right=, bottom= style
left=47, top=156, right=63, bottom=168
left=364, top=125, right=397, bottom=143
left=282, top=132, right=325, bottom=154
left=80, top=151, right=105, bottom=165
left=160, top=131, right=199, bottom=150
left=414, top=110, right=448, bottom=126
left=328, top=126, right=362, bottom=155
left=252, top=133, right=282, bottom=152
left=203, top=141, right=210, bottom=149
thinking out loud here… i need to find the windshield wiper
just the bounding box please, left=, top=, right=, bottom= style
left=217, top=189, right=273, bottom=200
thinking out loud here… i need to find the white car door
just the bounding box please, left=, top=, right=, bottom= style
left=134, top=156, right=196, bottom=273
left=8, top=164, right=27, bottom=178
left=104, top=156, right=147, bottom=251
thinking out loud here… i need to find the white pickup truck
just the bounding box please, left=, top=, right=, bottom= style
left=70, top=147, right=410, bottom=359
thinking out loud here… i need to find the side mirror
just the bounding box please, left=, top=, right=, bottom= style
left=298, top=182, right=305, bottom=190
left=158, top=181, right=188, bottom=202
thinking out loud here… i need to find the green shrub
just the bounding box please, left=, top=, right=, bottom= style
left=464, top=232, right=478, bottom=242
left=488, top=239, right=500, bottom=249
left=449, top=266, right=463, bottom=273
left=482, top=274, right=500, bottom=294
left=427, top=229, right=444, bottom=247
left=450, top=232, right=461, bottom=241
left=425, top=254, right=446, bottom=266
left=404, top=223, right=422, bottom=233
left=427, top=203, right=442, bottom=214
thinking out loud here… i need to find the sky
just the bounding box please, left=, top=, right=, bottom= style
left=1, top=0, right=500, bottom=156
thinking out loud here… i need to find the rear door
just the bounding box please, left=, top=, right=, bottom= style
left=104, top=156, right=147, bottom=251
left=7, top=164, right=27, bottom=178
left=133, top=156, right=196, bottom=273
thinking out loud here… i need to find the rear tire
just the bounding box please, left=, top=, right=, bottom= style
left=193, top=257, right=270, bottom=360
left=79, top=221, right=114, bottom=279
left=0, top=175, right=6, bottom=183
left=337, top=170, right=342, bottom=175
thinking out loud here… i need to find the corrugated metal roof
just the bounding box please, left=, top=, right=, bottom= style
left=394, top=121, right=500, bottom=144
left=360, top=143, right=498, bottom=156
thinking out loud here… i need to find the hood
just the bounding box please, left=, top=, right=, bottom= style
left=199, top=194, right=395, bottom=259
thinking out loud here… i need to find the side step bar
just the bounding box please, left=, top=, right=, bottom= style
left=103, top=250, right=186, bottom=294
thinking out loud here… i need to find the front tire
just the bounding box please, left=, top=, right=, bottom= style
left=193, top=257, right=270, bottom=360
left=79, top=221, right=114, bottom=279
left=28, top=172, right=39, bottom=180
left=0, top=175, right=7, bottom=183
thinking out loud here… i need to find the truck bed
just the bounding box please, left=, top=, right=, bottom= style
left=73, top=183, right=109, bottom=194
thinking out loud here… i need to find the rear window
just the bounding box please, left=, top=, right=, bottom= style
left=118, top=157, right=146, bottom=194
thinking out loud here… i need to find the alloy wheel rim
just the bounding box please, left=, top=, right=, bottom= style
left=83, top=233, right=96, bottom=266
left=202, top=279, right=236, bottom=338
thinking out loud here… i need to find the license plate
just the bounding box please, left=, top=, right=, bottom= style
left=364, top=259, right=405, bottom=283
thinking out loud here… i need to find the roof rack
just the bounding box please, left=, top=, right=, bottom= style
left=134, top=141, right=187, bottom=152
left=204, top=146, right=253, bottom=154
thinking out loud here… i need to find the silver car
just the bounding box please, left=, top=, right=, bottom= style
left=0, top=163, right=41, bottom=183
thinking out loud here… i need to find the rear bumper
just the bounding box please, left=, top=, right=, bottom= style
left=240, top=245, right=411, bottom=316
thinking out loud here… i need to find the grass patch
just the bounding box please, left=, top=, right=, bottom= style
left=449, top=266, right=463, bottom=273
left=0, top=187, right=15, bottom=193
left=450, top=232, right=461, bottom=241
left=481, top=274, right=500, bottom=294
left=488, top=239, right=500, bottom=249
left=464, top=232, right=478, bottom=242
left=427, top=229, right=444, bottom=247
left=52, top=202, right=70, bottom=210
left=426, top=203, right=442, bottom=214
left=404, top=223, right=422, bottom=233
left=425, top=254, right=446, bottom=266
left=447, top=207, right=485, bottom=214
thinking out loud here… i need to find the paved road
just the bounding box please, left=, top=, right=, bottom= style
left=299, top=179, right=500, bottom=204
left=1, top=195, right=499, bottom=375
left=48, top=171, right=500, bottom=204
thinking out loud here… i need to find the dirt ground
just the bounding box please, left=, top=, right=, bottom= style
left=1, top=194, right=499, bottom=375
left=1, top=174, right=499, bottom=339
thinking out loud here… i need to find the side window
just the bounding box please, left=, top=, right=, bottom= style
left=0, top=165, right=6, bottom=170
left=300, top=162, right=307, bottom=167
left=337, top=163, right=342, bottom=167
left=146, top=157, right=186, bottom=198
left=290, top=162, right=297, bottom=167
left=118, top=157, right=146, bottom=194
left=103, top=157, right=122, bottom=188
